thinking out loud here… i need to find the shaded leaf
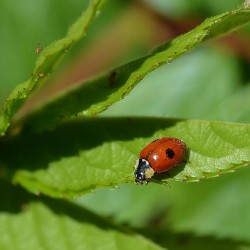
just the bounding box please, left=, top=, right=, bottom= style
left=79, top=168, right=250, bottom=242
left=167, top=167, right=250, bottom=242
left=0, top=180, right=162, bottom=250
left=0, top=118, right=249, bottom=198
left=142, top=228, right=247, bottom=250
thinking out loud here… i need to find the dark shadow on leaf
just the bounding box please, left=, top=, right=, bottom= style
left=0, top=179, right=133, bottom=234
left=0, top=117, right=185, bottom=173
left=138, top=227, right=248, bottom=250
left=1, top=180, right=247, bottom=249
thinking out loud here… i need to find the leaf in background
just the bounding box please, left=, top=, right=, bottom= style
left=15, top=4, right=250, bottom=131
left=213, top=84, right=250, bottom=123
left=0, top=0, right=107, bottom=135
left=78, top=168, right=250, bottom=243
left=0, top=118, right=249, bottom=198
left=168, top=167, right=250, bottom=242
left=80, top=3, right=250, bottom=116
left=0, top=180, right=162, bottom=250
left=103, top=47, right=245, bottom=121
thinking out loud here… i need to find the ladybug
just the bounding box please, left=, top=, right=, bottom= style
left=134, top=137, right=186, bottom=184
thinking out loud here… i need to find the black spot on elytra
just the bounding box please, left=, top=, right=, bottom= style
left=166, top=148, right=175, bottom=159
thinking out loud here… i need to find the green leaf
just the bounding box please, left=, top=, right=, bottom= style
left=213, top=85, right=250, bottom=123
left=0, top=0, right=107, bottom=135
left=80, top=3, right=250, bottom=116
left=0, top=115, right=8, bottom=137
left=103, top=47, right=245, bottom=121
left=79, top=169, right=250, bottom=243
left=0, top=118, right=249, bottom=198
left=18, top=4, right=250, bottom=131
left=0, top=180, right=162, bottom=250
left=169, top=167, right=250, bottom=242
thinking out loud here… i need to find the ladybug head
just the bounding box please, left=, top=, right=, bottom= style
left=134, top=159, right=155, bottom=184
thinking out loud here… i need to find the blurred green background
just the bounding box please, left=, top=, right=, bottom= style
left=1, top=0, right=250, bottom=248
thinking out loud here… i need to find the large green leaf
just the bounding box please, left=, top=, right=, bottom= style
left=168, top=167, right=250, bottom=242
left=15, top=4, right=250, bottom=131
left=0, top=180, right=162, bottom=250
left=0, top=118, right=249, bottom=198
left=0, top=0, right=107, bottom=135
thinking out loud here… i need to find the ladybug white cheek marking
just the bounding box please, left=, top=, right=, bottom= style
left=144, top=167, right=155, bottom=179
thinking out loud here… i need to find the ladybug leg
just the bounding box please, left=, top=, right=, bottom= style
left=160, top=172, right=172, bottom=187
left=162, top=181, right=171, bottom=188
left=164, top=171, right=171, bottom=178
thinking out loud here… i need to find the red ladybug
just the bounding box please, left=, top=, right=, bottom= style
left=134, top=137, right=186, bottom=183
